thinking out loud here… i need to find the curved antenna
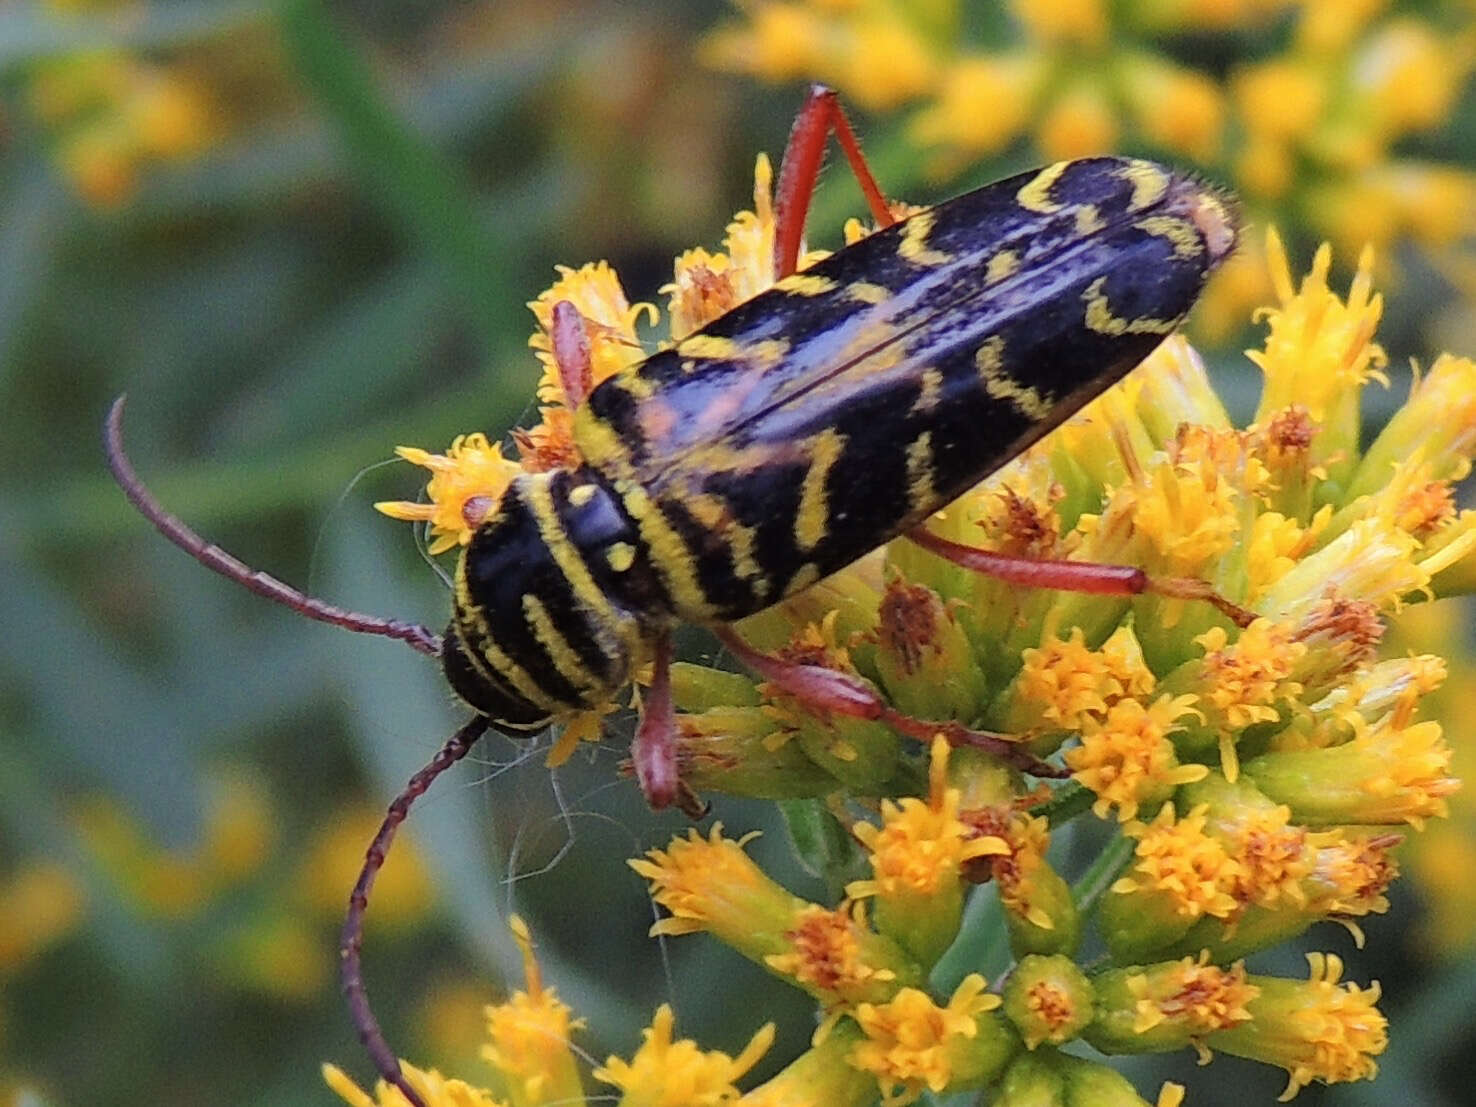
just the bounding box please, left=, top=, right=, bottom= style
left=104, top=395, right=443, bottom=657
left=341, top=715, right=490, bottom=1107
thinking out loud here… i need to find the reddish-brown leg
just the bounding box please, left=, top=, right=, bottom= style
left=906, top=527, right=1257, bottom=629
left=631, top=632, right=708, bottom=816
left=549, top=299, right=594, bottom=408
left=341, top=716, right=489, bottom=1107
left=773, top=83, right=895, bottom=280
left=712, top=627, right=1067, bottom=779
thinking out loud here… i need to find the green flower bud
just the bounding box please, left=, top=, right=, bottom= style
left=1002, top=955, right=1094, bottom=1049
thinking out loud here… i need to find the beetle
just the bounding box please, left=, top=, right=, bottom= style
left=105, top=86, right=1240, bottom=1107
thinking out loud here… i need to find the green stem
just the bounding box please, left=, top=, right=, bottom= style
left=1071, top=832, right=1134, bottom=920
left=1030, top=780, right=1095, bottom=826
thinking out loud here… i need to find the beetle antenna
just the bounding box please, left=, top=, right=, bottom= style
left=341, top=715, right=490, bottom=1107
left=104, top=395, right=443, bottom=657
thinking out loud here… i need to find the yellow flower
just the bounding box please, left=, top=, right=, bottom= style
left=1251, top=231, right=1387, bottom=435
left=296, top=804, right=433, bottom=930
left=1209, top=953, right=1387, bottom=1100
left=632, top=825, right=818, bottom=961
left=849, top=975, right=1007, bottom=1106
left=763, top=902, right=915, bottom=1008
left=702, top=3, right=940, bottom=111
left=593, top=1004, right=774, bottom=1107
left=0, top=862, right=87, bottom=970
left=1066, top=695, right=1208, bottom=820
left=909, top=54, right=1045, bottom=171
left=375, top=434, right=521, bottom=554
left=481, top=916, right=586, bottom=1106
left=666, top=155, right=784, bottom=339
left=323, top=1061, right=506, bottom=1107
left=1009, top=625, right=1156, bottom=733
left=1110, top=804, right=1244, bottom=925
left=847, top=738, right=1009, bottom=963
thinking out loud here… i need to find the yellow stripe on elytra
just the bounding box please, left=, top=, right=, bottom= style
left=976, top=335, right=1054, bottom=420
left=1118, top=159, right=1170, bottom=211
left=847, top=281, right=892, bottom=305
left=454, top=556, right=566, bottom=713
left=898, top=209, right=951, bottom=267
left=1073, top=204, right=1105, bottom=236
left=912, top=366, right=944, bottom=413
left=776, top=273, right=839, bottom=296
left=679, top=334, right=745, bottom=360
left=794, top=429, right=847, bottom=551
left=521, top=591, right=601, bottom=694
left=619, top=480, right=714, bottom=618
left=677, top=333, right=790, bottom=373
left=1135, top=215, right=1204, bottom=259
left=521, top=476, right=631, bottom=650
left=1016, top=162, right=1070, bottom=213
left=905, top=431, right=936, bottom=508
left=1082, top=276, right=1180, bottom=336
left=986, top=250, right=1020, bottom=284
left=685, top=493, right=765, bottom=587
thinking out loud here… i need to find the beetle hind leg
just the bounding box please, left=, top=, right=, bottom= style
left=907, top=526, right=1257, bottom=629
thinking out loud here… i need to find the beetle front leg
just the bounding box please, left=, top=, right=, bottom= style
left=550, top=299, right=595, bottom=410
left=712, top=627, right=1066, bottom=779
left=632, top=632, right=708, bottom=817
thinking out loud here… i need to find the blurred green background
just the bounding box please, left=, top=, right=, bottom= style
left=4, top=1, right=1476, bottom=1104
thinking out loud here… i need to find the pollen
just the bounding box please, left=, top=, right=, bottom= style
left=875, top=577, right=944, bottom=675
left=1195, top=620, right=1306, bottom=731
left=764, top=902, right=899, bottom=1007
left=1067, top=695, right=1208, bottom=821
left=849, top=975, right=1002, bottom=1106
left=975, top=484, right=1062, bottom=558
left=1022, top=979, right=1077, bottom=1044
left=1222, top=805, right=1315, bottom=911
left=963, top=808, right=1054, bottom=929
left=375, top=433, right=520, bottom=553
left=1311, top=833, right=1398, bottom=918
left=593, top=1003, right=774, bottom=1106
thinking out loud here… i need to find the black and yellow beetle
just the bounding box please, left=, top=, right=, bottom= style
left=106, top=87, right=1238, bottom=1107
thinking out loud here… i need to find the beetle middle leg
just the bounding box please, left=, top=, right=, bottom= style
left=712, top=627, right=1067, bottom=779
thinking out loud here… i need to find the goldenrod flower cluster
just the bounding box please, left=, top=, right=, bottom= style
left=702, top=0, right=1476, bottom=340
left=364, top=158, right=1471, bottom=1102
left=24, top=2, right=215, bottom=208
